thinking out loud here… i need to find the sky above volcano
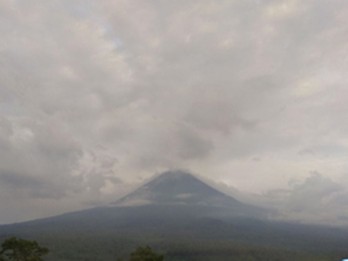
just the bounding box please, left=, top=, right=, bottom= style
left=1, top=0, right=348, bottom=225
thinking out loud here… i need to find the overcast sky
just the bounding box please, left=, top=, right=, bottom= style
left=1, top=0, right=348, bottom=225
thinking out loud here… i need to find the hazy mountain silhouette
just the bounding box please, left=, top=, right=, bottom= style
left=113, top=170, right=265, bottom=218
left=1, top=170, right=348, bottom=261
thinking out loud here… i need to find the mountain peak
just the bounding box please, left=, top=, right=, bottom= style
left=114, top=170, right=242, bottom=208
left=147, top=170, right=204, bottom=188
left=156, top=169, right=195, bottom=179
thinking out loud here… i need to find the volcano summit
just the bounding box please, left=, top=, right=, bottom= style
left=114, top=170, right=264, bottom=217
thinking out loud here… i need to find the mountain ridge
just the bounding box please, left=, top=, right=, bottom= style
left=110, top=170, right=267, bottom=220
left=1, top=170, right=348, bottom=260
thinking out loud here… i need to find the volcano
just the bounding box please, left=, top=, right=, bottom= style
left=113, top=170, right=264, bottom=217
left=116, top=170, right=242, bottom=206
left=1, top=171, right=347, bottom=261
left=0, top=170, right=266, bottom=234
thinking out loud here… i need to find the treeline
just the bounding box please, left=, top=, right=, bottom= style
left=0, top=236, right=343, bottom=261
left=0, top=237, right=163, bottom=261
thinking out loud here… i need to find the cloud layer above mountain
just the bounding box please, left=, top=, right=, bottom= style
left=1, top=0, right=348, bottom=224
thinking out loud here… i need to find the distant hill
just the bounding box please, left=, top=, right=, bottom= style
left=1, top=170, right=348, bottom=261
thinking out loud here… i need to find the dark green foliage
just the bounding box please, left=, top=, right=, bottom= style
left=163, top=240, right=331, bottom=261
left=0, top=237, right=48, bottom=261
left=128, top=246, right=163, bottom=261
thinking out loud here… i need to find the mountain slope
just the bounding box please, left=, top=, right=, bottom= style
left=114, top=170, right=261, bottom=213
left=1, top=170, right=348, bottom=261
left=0, top=170, right=266, bottom=233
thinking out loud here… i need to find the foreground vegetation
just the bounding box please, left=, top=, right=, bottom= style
left=0, top=236, right=345, bottom=261
left=0, top=238, right=164, bottom=261
left=0, top=237, right=48, bottom=261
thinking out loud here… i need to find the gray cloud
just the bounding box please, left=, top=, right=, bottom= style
left=257, top=172, right=348, bottom=225
left=1, top=0, right=348, bottom=224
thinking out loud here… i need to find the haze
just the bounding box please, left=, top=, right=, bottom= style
left=1, top=0, right=348, bottom=225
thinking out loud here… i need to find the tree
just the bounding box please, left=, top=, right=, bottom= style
left=0, top=237, right=48, bottom=261
left=128, top=246, right=163, bottom=261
